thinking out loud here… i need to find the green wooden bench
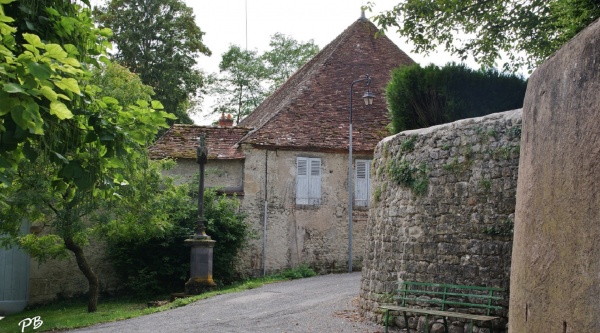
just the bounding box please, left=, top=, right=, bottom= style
left=380, top=281, right=505, bottom=333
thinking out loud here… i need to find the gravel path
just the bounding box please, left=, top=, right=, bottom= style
left=70, top=272, right=385, bottom=333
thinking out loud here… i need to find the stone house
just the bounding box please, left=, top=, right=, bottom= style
left=149, top=15, right=415, bottom=274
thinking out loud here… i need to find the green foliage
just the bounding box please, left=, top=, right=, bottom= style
left=387, top=63, right=527, bottom=133
left=492, top=145, right=520, bottom=160
left=275, top=264, right=318, bottom=280
left=261, top=33, right=320, bottom=92
left=369, top=0, right=600, bottom=72
left=484, top=218, right=515, bottom=237
left=373, top=185, right=382, bottom=203
left=209, top=33, right=319, bottom=124
left=507, top=125, right=522, bottom=139
left=209, top=46, right=267, bottom=124
left=91, top=62, right=155, bottom=107
left=106, top=176, right=251, bottom=297
left=0, top=0, right=173, bottom=312
left=95, top=0, right=211, bottom=124
left=400, top=135, right=418, bottom=152
left=388, top=159, right=429, bottom=195
left=479, top=179, right=492, bottom=193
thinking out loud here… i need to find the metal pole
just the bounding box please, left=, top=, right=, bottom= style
left=348, top=75, right=371, bottom=273
left=263, top=200, right=267, bottom=276
left=196, top=134, right=209, bottom=239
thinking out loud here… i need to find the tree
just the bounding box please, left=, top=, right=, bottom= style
left=209, top=34, right=319, bottom=124
left=95, top=0, right=211, bottom=124
left=0, top=0, right=174, bottom=312
left=368, top=0, right=600, bottom=72
left=209, top=46, right=267, bottom=124
left=262, top=33, right=320, bottom=91
left=387, top=63, right=527, bottom=133
left=92, top=62, right=155, bottom=107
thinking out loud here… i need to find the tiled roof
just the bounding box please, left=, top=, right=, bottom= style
left=148, top=125, right=251, bottom=160
left=238, top=18, right=415, bottom=153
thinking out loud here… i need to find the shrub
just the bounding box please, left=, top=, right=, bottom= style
left=387, top=63, right=527, bottom=133
left=105, top=172, right=250, bottom=296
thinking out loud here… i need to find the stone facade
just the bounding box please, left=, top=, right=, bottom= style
left=238, top=147, right=371, bottom=274
left=161, top=158, right=244, bottom=189
left=359, top=110, right=522, bottom=332
left=509, top=18, right=600, bottom=332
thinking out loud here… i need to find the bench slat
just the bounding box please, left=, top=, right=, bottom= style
left=396, top=289, right=504, bottom=300
left=380, top=305, right=500, bottom=322
left=400, top=281, right=504, bottom=292
left=394, top=297, right=504, bottom=310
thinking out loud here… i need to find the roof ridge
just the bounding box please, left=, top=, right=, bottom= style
left=238, top=18, right=373, bottom=132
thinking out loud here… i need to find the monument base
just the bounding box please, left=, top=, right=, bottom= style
left=184, top=238, right=217, bottom=295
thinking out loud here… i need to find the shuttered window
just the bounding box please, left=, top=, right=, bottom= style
left=355, top=159, right=371, bottom=207
left=296, top=157, right=321, bottom=205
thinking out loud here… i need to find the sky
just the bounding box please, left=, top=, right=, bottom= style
left=189, top=0, right=478, bottom=125
left=93, top=0, right=478, bottom=125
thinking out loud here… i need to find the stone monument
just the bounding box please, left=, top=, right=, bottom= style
left=184, top=134, right=217, bottom=295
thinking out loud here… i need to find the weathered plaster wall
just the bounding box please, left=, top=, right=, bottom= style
left=161, top=158, right=244, bottom=189
left=239, top=146, right=370, bottom=274
left=509, top=19, right=600, bottom=333
left=29, top=239, right=119, bottom=304
left=359, top=110, right=522, bottom=332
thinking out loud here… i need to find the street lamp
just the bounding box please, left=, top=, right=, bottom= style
left=348, top=74, right=374, bottom=273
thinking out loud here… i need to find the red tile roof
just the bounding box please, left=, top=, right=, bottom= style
left=148, top=125, right=251, bottom=160
left=238, top=18, right=415, bottom=153
left=149, top=18, right=416, bottom=160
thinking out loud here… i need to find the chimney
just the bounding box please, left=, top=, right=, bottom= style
left=218, top=113, right=234, bottom=127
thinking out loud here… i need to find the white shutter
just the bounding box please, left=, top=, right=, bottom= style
left=308, top=158, right=321, bottom=204
left=355, top=159, right=371, bottom=206
left=296, top=157, right=309, bottom=204
left=296, top=157, right=321, bottom=205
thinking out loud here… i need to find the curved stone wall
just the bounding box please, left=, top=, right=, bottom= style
left=359, top=110, right=521, bottom=332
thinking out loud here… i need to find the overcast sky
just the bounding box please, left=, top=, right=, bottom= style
left=93, top=0, right=477, bottom=124
left=190, top=0, right=479, bottom=124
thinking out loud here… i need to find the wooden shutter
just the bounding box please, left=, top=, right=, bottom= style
left=296, top=157, right=309, bottom=205
left=355, top=159, right=371, bottom=206
left=308, top=158, right=321, bottom=204
left=296, top=157, right=321, bottom=205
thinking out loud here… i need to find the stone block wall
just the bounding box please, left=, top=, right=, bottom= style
left=359, top=110, right=522, bottom=332
left=29, top=239, right=119, bottom=304
left=509, top=18, right=600, bottom=332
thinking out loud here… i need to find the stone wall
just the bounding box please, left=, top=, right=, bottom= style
left=29, top=239, right=119, bottom=304
left=359, top=110, right=522, bottom=332
left=238, top=146, right=371, bottom=275
left=161, top=158, right=244, bottom=189
left=509, top=18, right=600, bottom=332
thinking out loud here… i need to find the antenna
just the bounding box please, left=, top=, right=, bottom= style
left=245, top=0, right=248, bottom=50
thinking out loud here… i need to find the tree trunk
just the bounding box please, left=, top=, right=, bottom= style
left=64, top=237, right=99, bottom=313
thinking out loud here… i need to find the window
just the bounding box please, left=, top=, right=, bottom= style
left=355, top=159, right=371, bottom=207
left=296, top=157, right=321, bottom=205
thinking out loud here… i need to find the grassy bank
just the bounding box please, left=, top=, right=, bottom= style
left=0, top=266, right=316, bottom=332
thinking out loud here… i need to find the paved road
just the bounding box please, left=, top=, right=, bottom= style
left=71, top=272, right=385, bottom=333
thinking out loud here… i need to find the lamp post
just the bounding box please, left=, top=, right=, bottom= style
left=348, top=75, right=375, bottom=273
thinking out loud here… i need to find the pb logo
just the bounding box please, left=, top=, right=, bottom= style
left=18, top=316, right=43, bottom=332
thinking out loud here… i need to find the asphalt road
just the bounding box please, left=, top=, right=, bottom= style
left=70, top=272, right=385, bottom=333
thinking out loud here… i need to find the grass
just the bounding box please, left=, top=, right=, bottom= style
left=0, top=265, right=316, bottom=332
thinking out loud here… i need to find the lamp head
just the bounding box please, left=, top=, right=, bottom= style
left=362, top=90, right=375, bottom=105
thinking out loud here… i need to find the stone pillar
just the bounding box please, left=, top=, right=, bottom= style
left=509, top=18, right=600, bottom=332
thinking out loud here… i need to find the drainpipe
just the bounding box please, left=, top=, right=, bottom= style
left=262, top=149, right=268, bottom=276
